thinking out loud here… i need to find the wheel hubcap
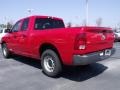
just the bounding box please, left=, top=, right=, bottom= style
left=44, top=56, right=55, bottom=72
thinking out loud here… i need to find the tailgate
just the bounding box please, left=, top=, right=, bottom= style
left=84, top=27, right=114, bottom=54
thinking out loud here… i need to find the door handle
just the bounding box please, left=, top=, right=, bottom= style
left=20, top=34, right=27, bottom=38
left=14, top=35, right=17, bottom=38
left=22, top=34, right=26, bottom=37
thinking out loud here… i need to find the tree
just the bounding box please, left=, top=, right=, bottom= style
left=117, top=23, right=120, bottom=30
left=96, top=18, right=102, bottom=26
left=7, top=22, right=13, bottom=29
left=114, top=23, right=120, bottom=32
left=0, top=20, right=14, bottom=29
left=6, top=22, right=13, bottom=29
left=67, top=22, right=72, bottom=28
left=81, top=19, right=86, bottom=26
left=0, top=24, right=7, bottom=28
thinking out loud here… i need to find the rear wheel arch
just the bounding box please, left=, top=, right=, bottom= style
left=39, top=43, right=63, bottom=64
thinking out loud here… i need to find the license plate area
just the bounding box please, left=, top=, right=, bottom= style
left=99, top=49, right=111, bottom=56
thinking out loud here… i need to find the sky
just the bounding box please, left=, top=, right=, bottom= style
left=0, top=0, right=120, bottom=27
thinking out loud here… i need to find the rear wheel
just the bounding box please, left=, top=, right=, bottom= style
left=41, top=49, right=62, bottom=77
left=1, top=43, right=11, bottom=58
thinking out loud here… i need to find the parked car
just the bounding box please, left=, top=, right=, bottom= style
left=0, top=28, right=9, bottom=43
left=1, top=15, right=115, bottom=77
left=114, top=31, right=120, bottom=42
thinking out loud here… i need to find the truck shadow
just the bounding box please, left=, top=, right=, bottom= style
left=61, top=63, right=107, bottom=82
left=11, top=55, right=42, bottom=69
left=11, top=55, right=107, bottom=82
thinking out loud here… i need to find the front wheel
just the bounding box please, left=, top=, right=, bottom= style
left=41, top=49, right=62, bottom=77
left=1, top=43, right=11, bottom=58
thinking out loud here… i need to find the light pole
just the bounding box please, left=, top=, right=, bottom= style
left=86, top=0, right=89, bottom=26
left=4, top=17, right=7, bottom=28
left=27, top=9, right=34, bottom=16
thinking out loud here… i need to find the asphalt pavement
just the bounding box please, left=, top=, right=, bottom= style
left=0, top=42, right=120, bottom=90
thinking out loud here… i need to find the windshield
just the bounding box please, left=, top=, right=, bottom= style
left=34, top=18, right=65, bottom=30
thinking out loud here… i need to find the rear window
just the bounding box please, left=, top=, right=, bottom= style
left=34, top=18, right=65, bottom=30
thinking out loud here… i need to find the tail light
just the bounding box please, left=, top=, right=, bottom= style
left=74, top=33, right=86, bottom=50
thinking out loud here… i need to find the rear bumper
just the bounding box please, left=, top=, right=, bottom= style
left=73, top=48, right=115, bottom=65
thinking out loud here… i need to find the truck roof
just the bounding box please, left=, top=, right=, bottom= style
left=20, top=15, right=63, bottom=21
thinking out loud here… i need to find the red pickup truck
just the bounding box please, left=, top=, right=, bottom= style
left=1, top=15, right=115, bottom=77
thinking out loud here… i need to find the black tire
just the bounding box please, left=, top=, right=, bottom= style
left=41, top=49, right=62, bottom=77
left=1, top=43, right=11, bottom=58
